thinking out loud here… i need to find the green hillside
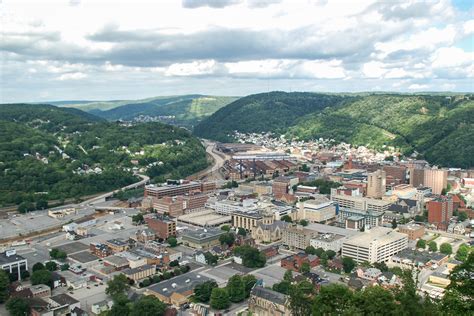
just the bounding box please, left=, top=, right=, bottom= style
left=0, top=104, right=208, bottom=208
left=194, top=92, right=474, bottom=168
left=60, top=95, right=238, bottom=128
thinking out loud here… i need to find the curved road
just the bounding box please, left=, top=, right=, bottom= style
left=187, top=140, right=229, bottom=181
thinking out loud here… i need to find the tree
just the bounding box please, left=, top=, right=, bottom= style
left=194, top=280, right=218, bottom=303
left=17, top=201, right=34, bottom=213
left=227, top=275, right=246, bottom=303
left=6, top=297, right=30, bottom=316
left=242, top=275, right=257, bottom=298
left=455, top=244, right=470, bottom=262
left=391, top=218, right=397, bottom=229
left=288, top=282, right=313, bottom=316
left=416, top=239, right=426, bottom=249
left=273, top=280, right=291, bottom=295
left=312, top=284, right=354, bottom=316
left=442, top=252, right=474, bottom=315
left=0, top=270, right=10, bottom=303
left=283, top=269, right=293, bottom=282
left=204, top=251, right=218, bottom=265
left=220, top=225, right=231, bottom=232
left=36, top=199, right=48, bottom=210
left=373, top=262, right=388, bottom=272
left=60, top=263, right=70, bottom=271
left=342, top=257, right=356, bottom=273
left=219, top=232, right=235, bottom=247
left=130, top=295, right=166, bottom=316
left=300, top=262, right=310, bottom=274
left=20, top=270, right=30, bottom=280
left=354, top=286, right=398, bottom=315
left=233, top=245, right=266, bottom=268
left=237, top=227, right=247, bottom=236
left=167, top=237, right=178, bottom=247
left=210, top=288, right=230, bottom=310
left=32, top=262, right=45, bottom=272
left=108, top=294, right=131, bottom=316
left=428, top=241, right=438, bottom=252
left=169, top=260, right=179, bottom=267
left=325, top=250, right=336, bottom=260
left=106, top=274, right=130, bottom=300
left=457, top=211, right=468, bottom=222
left=49, top=248, right=67, bottom=260
left=440, top=243, right=452, bottom=255
left=281, top=215, right=293, bottom=223
left=299, top=219, right=309, bottom=226
left=45, top=261, right=58, bottom=271
left=305, top=246, right=317, bottom=255
left=314, top=247, right=325, bottom=258
left=320, top=252, right=328, bottom=266
left=393, top=269, right=423, bottom=316
left=131, top=213, right=144, bottom=224
left=31, top=269, right=53, bottom=287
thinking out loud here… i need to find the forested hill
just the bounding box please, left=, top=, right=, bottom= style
left=57, top=95, right=238, bottom=128
left=194, top=92, right=474, bottom=168
left=0, top=104, right=208, bottom=209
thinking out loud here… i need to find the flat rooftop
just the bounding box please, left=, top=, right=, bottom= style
left=55, top=242, right=89, bottom=255
left=307, top=223, right=360, bottom=237
left=344, top=227, right=407, bottom=246
left=182, top=228, right=225, bottom=241
left=0, top=252, right=26, bottom=265
left=69, top=251, right=100, bottom=263
left=147, top=272, right=211, bottom=297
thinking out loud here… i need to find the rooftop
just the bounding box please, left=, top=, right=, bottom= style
left=343, top=227, right=407, bottom=246
left=122, top=264, right=154, bottom=275
left=0, top=251, right=26, bottom=265
left=147, top=272, right=211, bottom=297
left=250, top=286, right=287, bottom=305
left=182, top=228, right=225, bottom=241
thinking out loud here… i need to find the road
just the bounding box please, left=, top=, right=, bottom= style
left=187, top=140, right=229, bottom=181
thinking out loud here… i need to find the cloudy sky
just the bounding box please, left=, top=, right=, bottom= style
left=1, top=0, right=473, bottom=102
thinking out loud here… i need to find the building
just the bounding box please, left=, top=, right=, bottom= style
left=90, top=243, right=112, bottom=258
left=383, top=165, right=407, bottom=185
left=91, top=300, right=114, bottom=315
left=0, top=250, right=28, bottom=281
left=342, top=227, right=408, bottom=263
left=310, top=233, right=346, bottom=252
left=389, top=249, right=448, bottom=270
left=367, top=170, right=386, bottom=198
left=30, top=294, right=81, bottom=316
left=398, top=223, right=425, bottom=240
left=30, top=285, right=51, bottom=298
left=146, top=217, right=177, bottom=239
left=105, top=239, right=129, bottom=253
left=427, top=196, right=453, bottom=230
left=122, top=264, right=155, bottom=282
left=144, top=181, right=201, bottom=199
left=181, top=228, right=225, bottom=249
left=339, top=208, right=385, bottom=229
left=424, top=169, right=448, bottom=195
left=232, top=211, right=263, bottom=232
left=146, top=273, right=212, bottom=307
left=103, top=255, right=129, bottom=271
left=297, top=199, right=336, bottom=223
left=331, top=188, right=391, bottom=213
left=282, top=225, right=318, bottom=250
left=153, top=197, right=184, bottom=217
left=409, top=168, right=425, bottom=188
left=248, top=286, right=290, bottom=316
left=252, top=214, right=289, bottom=244
left=135, top=229, right=156, bottom=243
left=179, top=193, right=209, bottom=213
left=281, top=253, right=319, bottom=272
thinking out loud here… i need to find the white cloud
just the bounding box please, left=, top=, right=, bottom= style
left=56, top=72, right=87, bottom=80
left=408, top=83, right=428, bottom=90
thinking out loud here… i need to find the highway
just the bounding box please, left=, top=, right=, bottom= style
left=187, top=140, right=229, bottom=181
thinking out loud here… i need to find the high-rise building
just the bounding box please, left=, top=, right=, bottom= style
left=282, top=225, right=318, bottom=250
left=409, top=168, right=425, bottom=187
left=383, top=165, right=407, bottom=185
left=367, top=170, right=386, bottom=198
left=146, top=217, right=177, bottom=239
left=423, top=169, right=448, bottom=195
left=427, top=196, right=453, bottom=230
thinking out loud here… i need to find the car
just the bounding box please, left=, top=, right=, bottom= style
left=94, top=284, right=99, bottom=287
left=87, top=286, right=90, bottom=289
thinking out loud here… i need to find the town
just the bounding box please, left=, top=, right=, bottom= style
left=0, top=137, right=472, bottom=316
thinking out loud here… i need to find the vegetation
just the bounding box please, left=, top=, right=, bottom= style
left=204, top=252, right=218, bottom=265
left=45, top=261, right=58, bottom=271
left=210, top=287, right=230, bottom=310
left=195, top=92, right=474, bottom=168
left=429, top=241, right=438, bottom=252
left=31, top=269, right=53, bottom=287
left=455, top=244, right=471, bottom=261
left=227, top=274, right=246, bottom=303
left=219, top=232, right=236, bottom=247
left=342, top=257, right=356, bottom=273
left=0, top=270, right=9, bottom=303
left=194, top=280, right=218, bottom=303
left=106, top=274, right=130, bottom=300
left=298, top=179, right=341, bottom=195
left=299, top=219, right=309, bottom=226
left=6, top=297, right=30, bottom=316
left=416, top=239, right=426, bottom=249
left=167, top=237, right=178, bottom=247
left=32, top=262, right=45, bottom=273
left=50, top=248, right=67, bottom=260
left=0, top=104, right=208, bottom=208
left=233, top=245, right=266, bottom=268
left=281, top=215, right=293, bottom=223
left=440, top=243, right=453, bottom=255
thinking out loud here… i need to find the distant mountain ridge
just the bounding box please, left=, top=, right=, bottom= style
left=55, top=95, right=239, bottom=128
left=194, top=91, right=474, bottom=168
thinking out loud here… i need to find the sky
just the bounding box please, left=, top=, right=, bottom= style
left=1, top=0, right=473, bottom=102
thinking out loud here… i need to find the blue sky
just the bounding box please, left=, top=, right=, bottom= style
left=1, top=0, right=473, bottom=102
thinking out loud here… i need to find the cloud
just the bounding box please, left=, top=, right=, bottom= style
left=182, top=0, right=241, bottom=9
left=408, top=83, right=429, bottom=90
left=56, top=72, right=87, bottom=81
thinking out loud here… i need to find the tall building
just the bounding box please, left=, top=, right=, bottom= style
left=146, top=217, right=177, bottom=239
left=409, top=168, right=425, bottom=188
left=331, top=188, right=391, bottom=213
left=427, top=196, right=453, bottom=230
left=423, top=169, right=448, bottom=195
left=367, top=170, right=386, bottom=198
left=341, top=227, right=408, bottom=263
left=383, top=165, right=407, bottom=185
left=153, top=196, right=184, bottom=217
left=297, top=199, right=336, bottom=223
left=282, top=225, right=318, bottom=250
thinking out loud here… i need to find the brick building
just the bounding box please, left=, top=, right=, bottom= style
left=398, top=223, right=425, bottom=240
left=281, top=253, right=319, bottom=272
left=146, top=217, right=177, bottom=239
left=427, top=196, right=453, bottom=230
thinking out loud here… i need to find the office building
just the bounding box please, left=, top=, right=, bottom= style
left=153, top=196, right=184, bottom=217
left=331, top=188, right=391, bottom=213
left=231, top=211, right=263, bottom=232
left=297, top=199, right=336, bottom=223
left=398, top=223, right=425, bottom=240
left=423, top=169, right=448, bottom=195
left=383, top=165, right=407, bottom=185
left=367, top=170, right=386, bottom=198
left=144, top=181, right=201, bottom=199
left=146, top=217, right=176, bottom=239
left=282, top=225, right=318, bottom=250
left=181, top=228, right=225, bottom=249
left=427, top=196, right=453, bottom=230
left=310, top=233, right=346, bottom=252
left=0, top=250, right=28, bottom=281
left=338, top=208, right=384, bottom=228
left=342, top=227, right=408, bottom=263
left=105, top=239, right=129, bottom=253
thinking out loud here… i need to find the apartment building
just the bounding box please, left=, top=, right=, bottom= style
left=342, top=227, right=408, bottom=263
left=146, top=217, right=177, bottom=239
left=338, top=208, right=385, bottom=229
left=424, top=169, right=448, bottom=195
left=427, top=196, right=453, bottom=230
left=282, top=225, right=318, bottom=250
left=331, top=188, right=391, bottom=213
left=153, top=196, right=184, bottom=217
left=310, top=233, right=346, bottom=252
left=398, top=223, right=425, bottom=240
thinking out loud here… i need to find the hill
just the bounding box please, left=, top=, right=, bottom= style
left=59, top=95, right=238, bottom=128
left=194, top=92, right=474, bottom=168
left=0, top=104, right=208, bottom=209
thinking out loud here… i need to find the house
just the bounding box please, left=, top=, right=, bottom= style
left=356, top=267, right=382, bottom=280
left=281, top=253, right=319, bottom=272
left=248, top=286, right=290, bottom=316
left=194, top=251, right=206, bottom=264
left=135, top=229, right=156, bottom=243
left=91, top=300, right=114, bottom=315
left=122, top=264, right=155, bottom=282
left=9, top=282, right=33, bottom=299
left=30, top=294, right=81, bottom=316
